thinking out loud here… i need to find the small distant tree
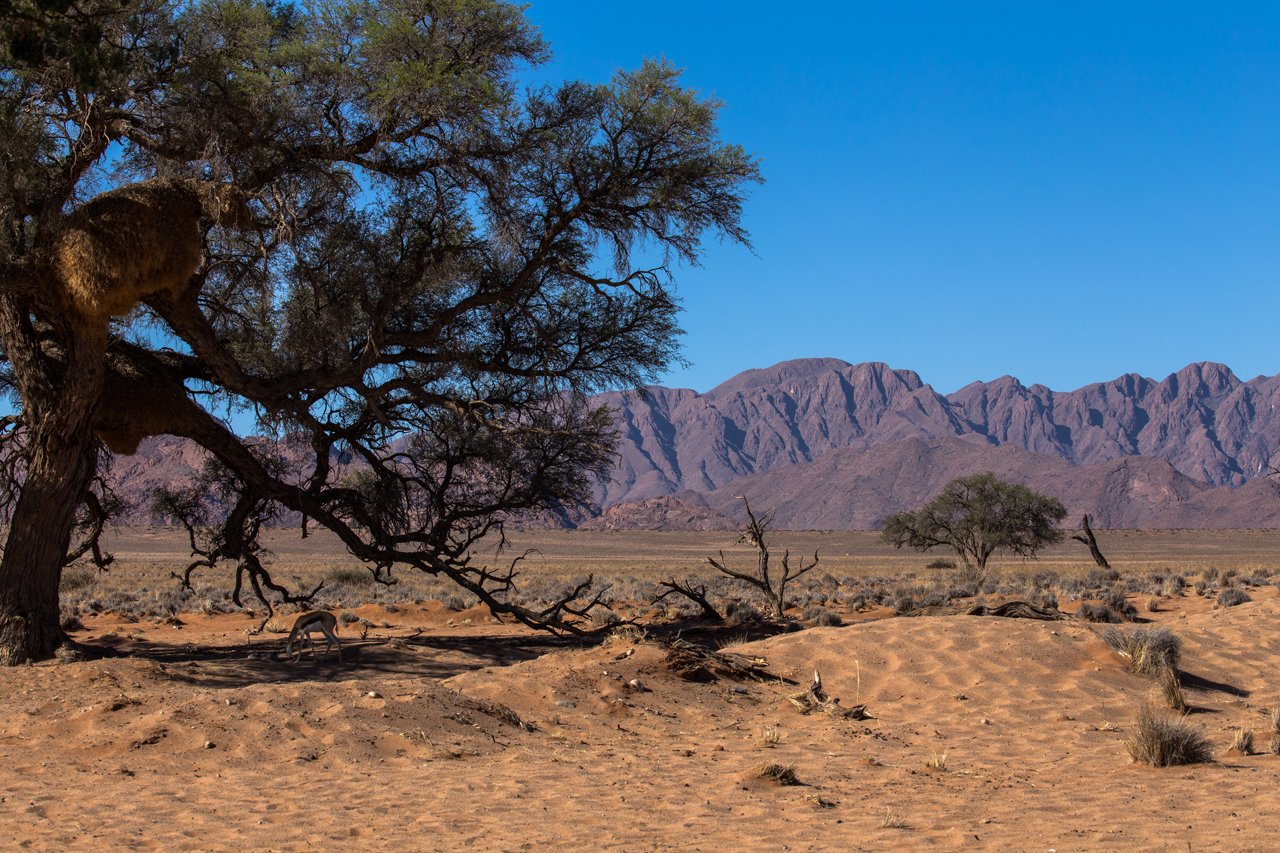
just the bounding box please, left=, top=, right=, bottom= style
left=706, top=496, right=818, bottom=619
left=880, top=473, right=1067, bottom=574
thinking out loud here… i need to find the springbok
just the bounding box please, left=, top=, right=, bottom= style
left=283, top=611, right=343, bottom=663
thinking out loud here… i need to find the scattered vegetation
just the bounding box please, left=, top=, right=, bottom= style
left=324, top=568, right=375, bottom=587
left=59, top=568, right=97, bottom=593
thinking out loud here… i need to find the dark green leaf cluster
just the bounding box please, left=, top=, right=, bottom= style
left=880, top=472, right=1067, bottom=570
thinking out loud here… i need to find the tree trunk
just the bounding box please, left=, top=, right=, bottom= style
left=0, top=430, right=98, bottom=663
left=0, top=308, right=105, bottom=664
left=1071, top=514, right=1111, bottom=569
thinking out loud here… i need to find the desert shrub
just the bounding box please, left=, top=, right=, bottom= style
left=724, top=601, right=762, bottom=625
left=1103, top=626, right=1182, bottom=677
left=59, top=567, right=97, bottom=593
left=587, top=607, right=621, bottom=628
left=1217, top=588, right=1251, bottom=607
left=325, top=567, right=374, bottom=587
left=263, top=618, right=291, bottom=633
left=917, top=588, right=949, bottom=608
left=925, top=558, right=956, bottom=570
left=1077, top=602, right=1123, bottom=623
left=438, top=592, right=470, bottom=611
left=1059, top=577, right=1085, bottom=601
left=1033, top=589, right=1059, bottom=611
left=1103, top=584, right=1138, bottom=620
left=338, top=611, right=359, bottom=626
left=1193, top=579, right=1209, bottom=596
left=1085, top=567, right=1121, bottom=589
left=947, top=582, right=979, bottom=600
left=803, top=606, right=842, bottom=627
left=1146, top=598, right=1160, bottom=612
left=1242, top=573, right=1268, bottom=587
left=1103, top=625, right=1186, bottom=710
left=1162, top=575, right=1186, bottom=597
left=1031, top=570, right=1059, bottom=590
left=1202, top=567, right=1221, bottom=583
left=848, top=592, right=868, bottom=611
left=1126, top=703, right=1214, bottom=767
left=59, top=609, right=84, bottom=631
left=890, top=594, right=916, bottom=615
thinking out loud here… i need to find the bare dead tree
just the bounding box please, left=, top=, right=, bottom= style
left=705, top=496, right=819, bottom=619
left=1070, top=514, right=1111, bottom=569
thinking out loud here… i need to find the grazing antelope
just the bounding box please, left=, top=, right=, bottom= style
left=283, top=611, right=342, bottom=663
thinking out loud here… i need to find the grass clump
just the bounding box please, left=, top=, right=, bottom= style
left=1217, top=588, right=1251, bottom=607
left=754, top=760, right=800, bottom=785
left=1103, top=625, right=1186, bottom=711
left=925, top=751, right=948, bottom=771
left=1126, top=702, right=1214, bottom=766
left=263, top=618, right=291, bottom=634
left=1229, top=727, right=1255, bottom=755
left=1103, top=626, right=1182, bottom=676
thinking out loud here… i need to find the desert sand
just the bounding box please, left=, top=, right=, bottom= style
left=2, top=582, right=1280, bottom=852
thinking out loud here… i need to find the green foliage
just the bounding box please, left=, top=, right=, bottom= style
left=880, top=473, right=1067, bottom=570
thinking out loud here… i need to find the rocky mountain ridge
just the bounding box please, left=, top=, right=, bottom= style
left=595, top=359, right=1280, bottom=506
left=102, top=359, right=1280, bottom=530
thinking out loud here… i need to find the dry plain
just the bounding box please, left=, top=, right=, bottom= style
left=2, top=526, right=1280, bottom=851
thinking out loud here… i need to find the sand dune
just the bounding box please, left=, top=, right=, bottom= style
left=2, top=594, right=1279, bottom=850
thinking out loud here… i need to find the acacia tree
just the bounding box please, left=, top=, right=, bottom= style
left=0, top=0, right=760, bottom=663
left=880, top=472, right=1067, bottom=573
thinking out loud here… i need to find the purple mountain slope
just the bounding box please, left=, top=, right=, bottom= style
left=594, top=359, right=1280, bottom=507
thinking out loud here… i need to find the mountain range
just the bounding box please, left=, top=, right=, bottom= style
left=106, top=359, right=1280, bottom=529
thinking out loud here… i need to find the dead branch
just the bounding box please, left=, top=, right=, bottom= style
left=786, top=670, right=871, bottom=720
left=653, top=577, right=722, bottom=620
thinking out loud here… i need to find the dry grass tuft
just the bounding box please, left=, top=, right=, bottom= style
left=754, top=761, right=800, bottom=785
left=1126, top=702, right=1215, bottom=767
left=880, top=807, right=908, bottom=829
left=925, top=751, right=948, bottom=771
left=1229, top=727, right=1255, bottom=755
left=761, top=725, right=781, bottom=746
left=1104, top=626, right=1186, bottom=711
left=263, top=618, right=290, bottom=634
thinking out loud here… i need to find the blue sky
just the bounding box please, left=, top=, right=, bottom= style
left=528, top=2, right=1280, bottom=395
